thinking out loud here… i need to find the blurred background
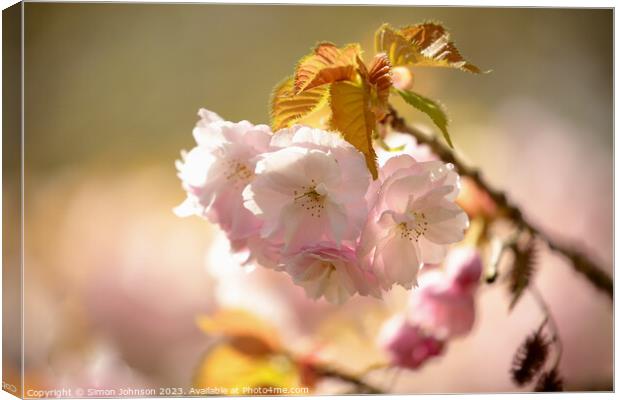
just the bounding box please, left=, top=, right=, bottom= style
left=7, top=3, right=612, bottom=394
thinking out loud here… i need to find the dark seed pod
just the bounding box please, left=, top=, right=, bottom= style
left=510, top=329, right=549, bottom=386
left=508, top=240, right=538, bottom=310
left=535, top=368, right=564, bottom=392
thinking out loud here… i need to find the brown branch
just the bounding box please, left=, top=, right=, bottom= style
left=311, top=364, right=384, bottom=394
left=386, top=106, right=613, bottom=300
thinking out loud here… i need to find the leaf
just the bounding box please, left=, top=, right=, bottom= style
left=510, top=327, right=549, bottom=386
left=330, top=81, right=378, bottom=179
left=196, top=309, right=281, bottom=352
left=375, top=23, right=483, bottom=73
left=295, top=100, right=332, bottom=130
left=395, top=88, right=453, bottom=147
left=358, top=54, right=393, bottom=119
left=227, top=335, right=275, bottom=358
left=508, top=240, right=538, bottom=310
left=193, top=310, right=304, bottom=392
left=270, top=76, right=330, bottom=131
left=314, top=305, right=389, bottom=370
left=193, top=342, right=301, bottom=391
left=375, top=24, right=421, bottom=67
left=401, top=23, right=482, bottom=73
left=294, top=42, right=360, bottom=93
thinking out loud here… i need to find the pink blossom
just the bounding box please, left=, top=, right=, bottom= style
left=243, top=126, right=371, bottom=253
left=444, top=246, right=483, bottom=292
left=377, top=315, right=445, bottom=370
left=378, top=247, right=481, bottom=369
left=409, top=278, right=475, bottom=339
left=376, top=131, right=436, bottom=167
left=408, top=247, right=482, bottom=339
left=229, top=236, right=284, bottom=271
left=285, top=243, right=382, bottom=304
left=174, top=108, right=272, bottom=241
left=194, top=107, right=223, bottom=128
left=358, top=155, right=469, bottom=290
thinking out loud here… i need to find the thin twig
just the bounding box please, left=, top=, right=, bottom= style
left=311, top=363, right=384, bottom=394
left=386, top=106, right=613, bottom=299
left=358, top=361, right=390, bottom=376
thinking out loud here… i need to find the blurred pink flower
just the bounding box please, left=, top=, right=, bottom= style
left=377, top=247, right=481, bottom=370
left=377, top=315, right=444, bottom=370
left=444, top=246, right=483, bottom=292
left=285, top=243, right=381, bottom=304
left=174, top=108, right=272, bottom=241
left=358, top=155, right=468, bottom=290
left=244, top=127, right=371, bottom=253
left=376, top=131, right=436, bottom=167
left=408, top=247, right=482, bottom=339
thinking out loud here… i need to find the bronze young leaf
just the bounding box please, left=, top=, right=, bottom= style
left=329, top=81, right=378, bottom=179
left=270, top=76, right=330, bottom=131
left=359, top=53, right=393, bottom=120
left=401, top=23, right=482, bottom=73
left=375, top=24, right=421, bottom=67
left=294, top=42, right=360, bottom=94
left=376, top=23, right=483, bottom=73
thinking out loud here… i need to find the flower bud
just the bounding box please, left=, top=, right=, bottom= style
left=391, top=66, right=414, bottom=91
left=445, top=246, right=483, bottom=291
left=407, top=247, right=481, bottom=339
left=377, top=316, right=444, bottom=369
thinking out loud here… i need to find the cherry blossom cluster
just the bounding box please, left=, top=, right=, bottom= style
left=377, top=247, right=482, bottom=369
left=175, top=109, right=469, bottom=303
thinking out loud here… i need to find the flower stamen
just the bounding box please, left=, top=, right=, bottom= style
left=293, top=179, right=326, bottom=218
left=225, top=160, right=253, bottom=187
left=398, top=212, right=429, bottom=242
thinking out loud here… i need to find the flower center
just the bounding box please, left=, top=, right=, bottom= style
left=321, top=261, right=337, bottom=272
left=225, top=159, right=253, bottom=187
left=397, top=212, right=429, bottom=242
left=293, top=179, right=326, bottom=218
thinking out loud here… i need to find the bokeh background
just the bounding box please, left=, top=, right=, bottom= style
left=8, top=3, right=613, bottom=394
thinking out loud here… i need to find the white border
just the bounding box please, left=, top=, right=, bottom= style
left=0, top=2, right=615, bottom=400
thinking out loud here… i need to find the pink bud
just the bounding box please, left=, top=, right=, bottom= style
left=407, top=247, right=482, bottom=339
left=445, top=246, right=483, bottom=291
left=391, top=66, right=414, bottom=91
left=409, top=284, right=476, bottom=339
left=377, top=316, right=444, bottom=370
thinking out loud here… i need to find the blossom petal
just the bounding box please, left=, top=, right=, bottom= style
left=423, top=203, right=468, bottom=244
left=382, top=234, right=421, bottom=289
left=418, top=236, right=448, bottom=265
left=325, top=202, right=348, bottom=245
